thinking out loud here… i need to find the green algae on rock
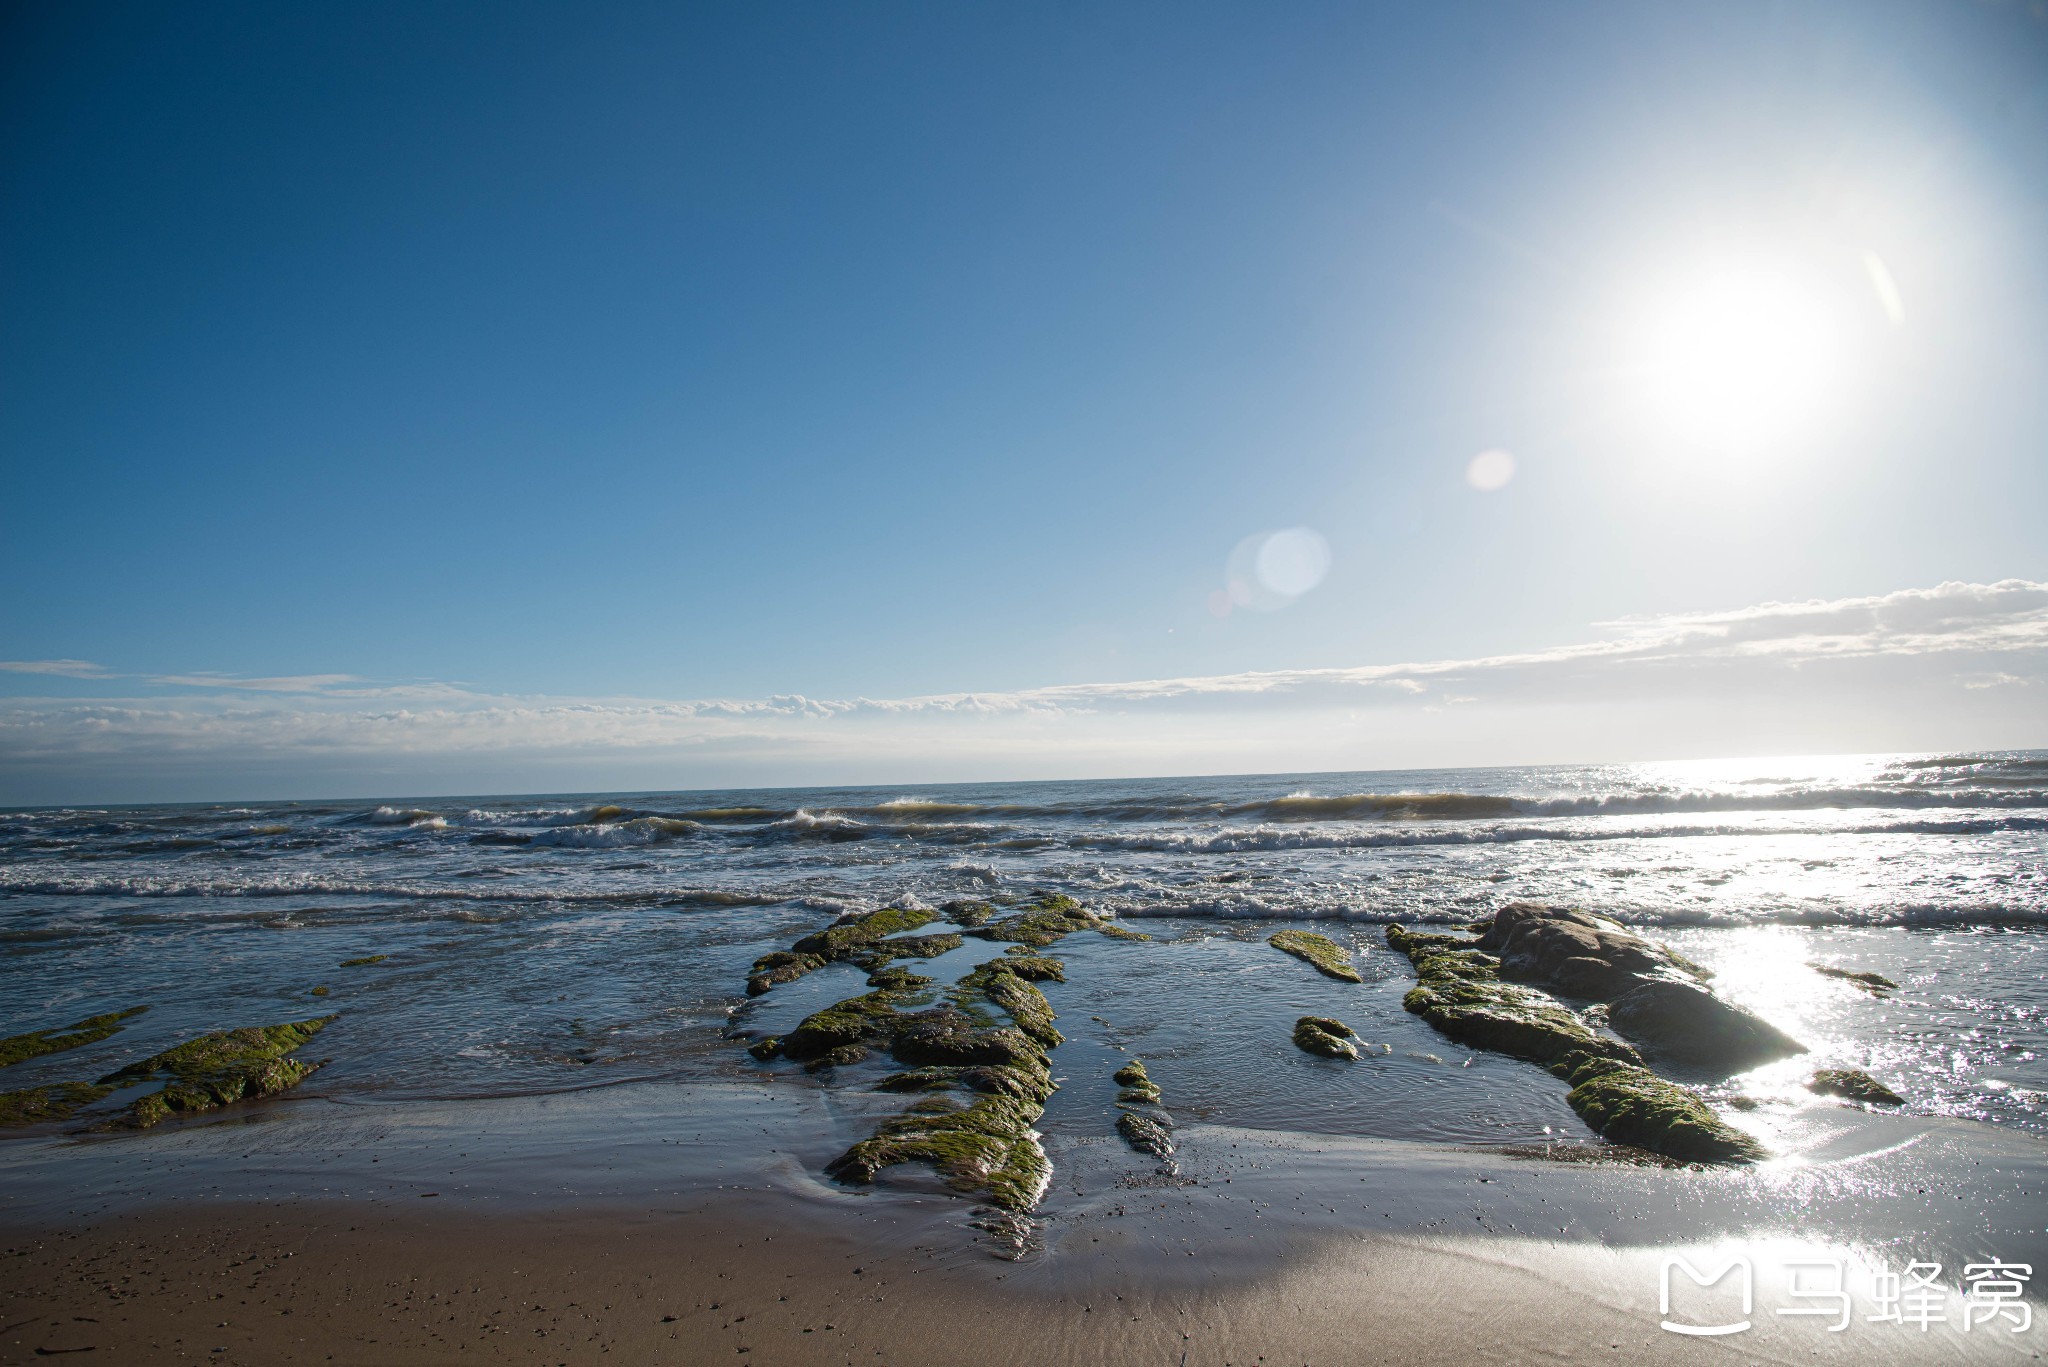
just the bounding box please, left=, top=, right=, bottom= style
left=1388, top=925, right=1763, bottom=1165
left=779, top=990, right=908, bottom=1062
left=878, top=1056, right=1057, bottom=1105
left=338, top=955, right=388, bottom=968
left=0, top=1006, right=149, bottom=1070
left=955, top=961, right=1063, bottom=1047
left=0, top=1081, right=113, bottom=1128
left=1810, top=964, right=1897, bottom=996
left=818, top=918, right=1073, bottom=1210
left=795, top=906, right=936, bottom=956
left=851, top=933, right=964, bottom=971
left=1810, top=1067, right=1906, bottom=1106
left=1386, top=925, right=1638, bottom=1068
left=826, top=1092, right=1052, bottom=1211
left=1112, top=1057, right=1161, bottom=1104
left=746, top=907, right=964, bottom=995
left=1268, top=929, right=1362, bottom=982
left=969, top=893, right=1148, bottom=947
left=864, top=965, right=936, bottom=992
left=746, top=950, right=829, bottom=996
left=1292, top=1015, right=1361, bottom=1060
left=991, top=952, right=1066, bottom=981
left=99, top=1016, right=335, bottom=1130
left=941, top=899, right=998, bottom=927
left=1550, top=1051, right=1766, bottom=1163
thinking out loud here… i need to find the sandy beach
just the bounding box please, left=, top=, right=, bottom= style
left=4, top=1074, right=2043, bottom=1364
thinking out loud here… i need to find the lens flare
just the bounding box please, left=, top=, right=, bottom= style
left=1466, top=448, right=1516, bottom=491
left=1217, top=528, right=1332, bottom=614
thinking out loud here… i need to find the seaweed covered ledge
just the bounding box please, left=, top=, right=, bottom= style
left=1386, top=908, right=1775, bottom=1164
left=741, top=893, right=1149, bottom=1214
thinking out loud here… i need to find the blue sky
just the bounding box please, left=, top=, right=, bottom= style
left=2, top=1, right=2045, bottom=802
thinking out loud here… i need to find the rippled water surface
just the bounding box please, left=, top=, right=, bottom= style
left=3, top=751, right=2043, bottom=1145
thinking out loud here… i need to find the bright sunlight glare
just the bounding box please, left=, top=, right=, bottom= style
left=1632, top=257, right=1853, bottom=456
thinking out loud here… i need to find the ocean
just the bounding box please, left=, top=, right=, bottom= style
left=3, top=749, right=2043, bottom=1163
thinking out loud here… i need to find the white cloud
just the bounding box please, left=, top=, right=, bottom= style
left=147, top=672, right=369, bottom=694
left=0, top=659, right=112, bottom=678
left=2, top=578, right=2043, bottom=801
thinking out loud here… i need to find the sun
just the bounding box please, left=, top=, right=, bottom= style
left=1632, top=256, right=1850, bottom=454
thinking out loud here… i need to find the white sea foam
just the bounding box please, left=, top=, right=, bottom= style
left=531, top=817, right=701, bottom=848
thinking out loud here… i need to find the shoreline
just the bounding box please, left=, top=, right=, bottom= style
left=4, top=1080, right=2044, bottom=1363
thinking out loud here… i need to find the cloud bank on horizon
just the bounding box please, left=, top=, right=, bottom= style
left=3, top=577, right=2043, bottom=803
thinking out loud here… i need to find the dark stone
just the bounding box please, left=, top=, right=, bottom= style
left=1810, top=1068, right=1905, bottom=1106
left=1116, top=1110, right=1174, bottom=1157
left=1477, top=903, right=1703, bottom=998
left=1607, top=980, right=1806, bottom=1070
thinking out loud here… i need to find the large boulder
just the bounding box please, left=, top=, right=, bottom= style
left=1607, top=979, right=1805, bottom=1070
left=1477, top=903, right=1703, bottom=998
left=1386, top=927, right=1640, bottom=1068
left=1471, top=905, right=1803, bottom=1073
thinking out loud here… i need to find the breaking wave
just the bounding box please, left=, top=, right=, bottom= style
left=0, top=867, right=784, bottom=907
left=1071, top=814, right=2048, bottom=853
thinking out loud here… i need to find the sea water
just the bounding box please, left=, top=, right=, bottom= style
left=1, top=751, right=2043, bottom=1153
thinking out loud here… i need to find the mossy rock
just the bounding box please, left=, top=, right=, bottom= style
left=1810, top=1068, right=1905, bottom=1106
left=1293, top=1015, right=1360, bottom=1059
left=0, top=1006, right=149, bottom=1070
left=826, top=1092, right=1051, bottom=1211
left=793, top=906, right=937, bottom=957
left=955, top=961, right=1062, bottom=1047
left=877, top=1059, right=1055, bottom=1105
left=1112, top=1058, right=1161, bottom=1102
left=99, top=1017, right=335, bottom=1130
left=876, top=1067, right=958, bottom=1093
left=338, top=955, right=388, bottom=968
left=746, top=1036, right=783, bottom=1061
left=865, top=965, right=936, bottom=991
left=1385, top=925, right=1482, bottom=958
left=780, top=991, right=905, bottom=1062
left=803, top=1043, right=870, bottom=1072
left=991, top=954, right=1065, bottom=981
left=1562, top=1062, right=1765, bottom=1164
left=942, top=900, right=998, bottom=927
left=0, top=1081, right=113, bottom=1128
left=889, top=1011, right=1040, bottom=1070
left=1116, top=1110, right=1174, bottom=1158
left=850, top=933, right=965, bottom=971
left=748, top=908, right=962, bottom=995
left=1269, top=929, right=1362, bottom=982
left=970, top=894, right=1148, bottom=947
left=1388, top=925, right=1638, bottom=1068
left=746, top=950, right=828, bottom=996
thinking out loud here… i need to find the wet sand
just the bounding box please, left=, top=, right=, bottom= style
left=3, top=1080, right=2044, bottom=1364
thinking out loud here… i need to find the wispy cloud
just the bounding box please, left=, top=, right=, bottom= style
left=2, top=578, right=2043, bottom=800
left=0, top=659, right=113, bottom=678
left=145, top=672, right=369, bottom=694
